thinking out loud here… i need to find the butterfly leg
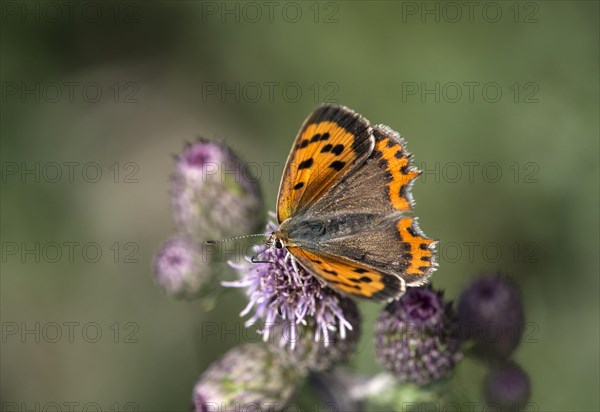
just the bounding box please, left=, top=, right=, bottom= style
left=251, top=255, right=273, bottom=264
left=285, top=248, right=330, bottom=289
left=288, top=251, right=301, bottom=278
left=282, top=250, right=301, bottom=285
left=280, top=250, right=296, bottom=285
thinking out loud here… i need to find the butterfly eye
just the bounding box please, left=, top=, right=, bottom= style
left=274, top=239, right=283, bottom=249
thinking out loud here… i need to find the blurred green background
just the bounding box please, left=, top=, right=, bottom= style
left=1, top=1, right=598, bottom=410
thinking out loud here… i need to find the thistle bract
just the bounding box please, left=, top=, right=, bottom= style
left=374, top=286, right=462, bottom=386
left=457, top=273, right=525, bottom=359
left=153, top=235, right=213, bottom=299
left=267, top=297, right=361, bottom=373
left=193, top=344, right=301, bottom=411
left=484, top=361, right=531, bottom=410
left=171, top=139, right=264, bottom=241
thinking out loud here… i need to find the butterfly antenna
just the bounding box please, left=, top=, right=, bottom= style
left=206, top=235, right=274, bottom=264
left=205, top=233, right=266, bottom=245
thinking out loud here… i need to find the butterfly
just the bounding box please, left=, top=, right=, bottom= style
left=266, top=104, right=437, bottom=302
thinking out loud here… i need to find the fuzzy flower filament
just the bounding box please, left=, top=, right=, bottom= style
left=225, top=223, right=357, bottom=351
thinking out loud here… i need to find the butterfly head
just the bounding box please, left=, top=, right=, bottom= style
left=265, top=228, right=289, bottom=250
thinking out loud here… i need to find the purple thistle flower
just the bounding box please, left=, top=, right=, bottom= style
left=193, top=343, right=301, bottom=411
left=176, top=140, right=227, bottom=184
left=171, top=139, right=264, bottom=241
left=224, top=222, right=356, bottom=350
left=267, top=297, right=361, bottom=373
left=457, top=273, right=525, bottom=359
left=484, top=361, right=531, bottom=410
left=153, top=235, right=213, bottom=299
left=374, top=286, right=462, bottom=386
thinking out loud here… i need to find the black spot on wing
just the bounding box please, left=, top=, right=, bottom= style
left=406, top=225, right=418, bottom=237
left=321, top=144, right=333, bottom=153
left=371, top=271, right=403, bottom=302
left=399, top=184, right=407, bottom=198
left=328, top=279, right=361, bottom=290
left=329, top=160, right=346, bottom=171
left=309, top=105, right=371, bottom=155
left=293, top=182, right=304, bottom=190
left=331, top=144, right=345, bottom=156
left=298, top=158, right=314, bottom=170
left=348, top=276, right=372, bottom=284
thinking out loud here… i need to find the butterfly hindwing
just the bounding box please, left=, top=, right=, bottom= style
left=276, top=105, right=375, bottom=223
left=286, top=246, right=405, bottom=302
left=314, top=215, right=438, bottom=287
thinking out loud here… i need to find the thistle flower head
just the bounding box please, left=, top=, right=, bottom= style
left=457, top=273, right=525, bottom=359
left=176, top=140, right=227, bottom=184
left=267, top=297, right=361, bottom=373
left=171, top=139, right=264, bottom=241
left=374, top=286, right=462, bottom=386
left=153, top=235, right=213, bottom=299
left=225, top=222, right=357, bottom=350
left=484, top=361, right=531, bottom=410
left=193, top=343, right=301, bottom=411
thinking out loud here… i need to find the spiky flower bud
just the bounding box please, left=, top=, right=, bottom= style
left=457, top=274, right=525, bottom=359
left=374, top=286, right=462, bottom=386
left=153, top=235, right=214, bottom=299
left=171, top=139, right=264, bottom=241
left=193, top=344, right=301, bottom=412
left=267, top=297, right=361, bottom=373
left=484, top=361, right=531, bottom=410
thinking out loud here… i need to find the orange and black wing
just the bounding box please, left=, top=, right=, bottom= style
left=287, top=246, right=406, bottom=302
left=304, top=124, right=421, bottom=218
left=276, top=104, right=375, bottom=223
left=288, top=215, right=437, bottom=301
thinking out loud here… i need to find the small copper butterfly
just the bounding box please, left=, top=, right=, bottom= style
left=267, top=104, right=437, bottom=301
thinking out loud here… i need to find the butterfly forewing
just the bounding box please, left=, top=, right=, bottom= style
left=286, top=246, right=405, bottom=302
left=276, top=105, right=375, bottom=223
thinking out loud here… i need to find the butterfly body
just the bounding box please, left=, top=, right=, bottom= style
left=275, top=213, right=377, bottom=246
left=271, top=105, right=437, bottom=302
